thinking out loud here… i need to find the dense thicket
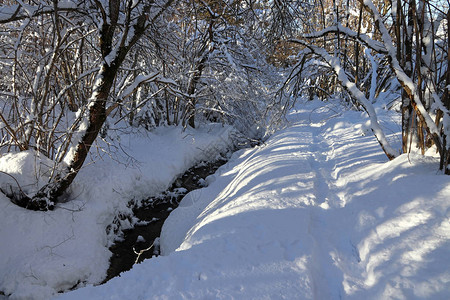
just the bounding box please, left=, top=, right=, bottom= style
left=0, top=0, right=284, bottom=209
left=0, top=0, right=448, bottom=210
left=283, top=0, right=449, bottom=172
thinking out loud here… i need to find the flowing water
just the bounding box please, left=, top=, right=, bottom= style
left=103, top=156, right=229, bottom=282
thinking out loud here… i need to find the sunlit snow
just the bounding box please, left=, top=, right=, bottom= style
left=49, top=100, right=449, bottom=300
left=0, top=101, right=449, bottom=299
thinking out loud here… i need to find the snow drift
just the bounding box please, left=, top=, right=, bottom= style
left=54, top=100, right=450, bottom=299
left=0, top=124, right=235, bottom=299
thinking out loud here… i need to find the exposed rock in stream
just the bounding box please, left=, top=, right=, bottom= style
left=103, top=156, right=229, bottom=283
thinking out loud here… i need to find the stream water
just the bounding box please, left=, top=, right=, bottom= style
left=103, top=156, right=229, bottom=283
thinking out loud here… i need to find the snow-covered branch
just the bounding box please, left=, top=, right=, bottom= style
left=291, top=39, right=397, bottom=160
left=0, top=2, right=79, bottom=24
left=360, top=0, right=441, bottom=137
left=300, top=23, right=387, bottom=54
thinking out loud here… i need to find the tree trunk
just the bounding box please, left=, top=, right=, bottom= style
left=402, top=0, right=414, bottom=153
left=186, top=19, right=215, bottom=128
left=355, top=2, right=363, bottom=85
left=13, top=62, right=118, bottom=210
left=6, top=0, right=162, bottom=210
left=441, top=9, right=450, bottom=174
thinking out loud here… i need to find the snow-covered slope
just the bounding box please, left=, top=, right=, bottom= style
left=55, top=101, right=450, bottom=299
left=0, top=124, right=234, bottom=300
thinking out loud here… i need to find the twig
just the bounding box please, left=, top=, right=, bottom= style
left=133, top=241, right=155, bottom=264
left=0, top=170, right=28, bottom=196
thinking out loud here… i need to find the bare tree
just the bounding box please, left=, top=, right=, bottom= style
left=0, top=0, right=175, bottom=210
left=284, top=0, right=450, bottom=173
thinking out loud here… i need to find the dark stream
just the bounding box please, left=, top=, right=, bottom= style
left=103, top=156, right=229, bottom=283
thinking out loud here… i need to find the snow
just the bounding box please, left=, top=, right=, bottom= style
left=0, top=124, right=235, bottom=300
left=365, top=48, right=377, bottom=103
left=0, top=2, right=77, bottom=22
left=50, top=100, right=449, bottom=300
left=297, top=42, right=397, bottom=159
left=119, top=73, right=160, bottom=99
left=362, top=0, right=440, bottom=137
left=0, top=5, right=20, bottom=23
left=301, top=24, right=386, bottom=54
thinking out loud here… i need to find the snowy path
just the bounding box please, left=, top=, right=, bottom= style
left=55, top=101, right=450, bottom=299
left=298, top=128, right=343, bottom=300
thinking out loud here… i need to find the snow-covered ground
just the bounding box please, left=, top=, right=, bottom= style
left=0, top=124, right=235, bottom=300
left=50, top=100, right=449, bottom=299
left=1, top=100, right=449, bottom=299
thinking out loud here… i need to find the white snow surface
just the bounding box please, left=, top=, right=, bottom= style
left=52, top=101, right=450, bottom=300
left=0, top=124, right=234, bottom=300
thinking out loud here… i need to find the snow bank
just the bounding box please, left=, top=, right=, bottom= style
left=55, top=100, right=449, bottom=300
left=0, top=124, right=235, bottom=300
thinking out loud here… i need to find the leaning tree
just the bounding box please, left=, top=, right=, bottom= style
left=285, top=0, right=449, bottom=173
left=0, top=0, right=175, bottom=210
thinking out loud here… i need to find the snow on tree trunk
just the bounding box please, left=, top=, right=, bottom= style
left=361, top=0, right=440, bottom=134
left=28, top=63, right=117, bottom=210
left=290, top=41, right=397, bottom=160
left=5, top=0, right=175, bottom=210
left=442, top=9, right=450, bottom=174
left=361, top=0, right=450, bottom=173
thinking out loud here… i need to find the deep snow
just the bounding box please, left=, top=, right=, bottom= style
left=1, top=100, right=449, bottom=300
left=0, top=124, right=235, bottom=300
left=52, top=100, right=449, bottom=299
